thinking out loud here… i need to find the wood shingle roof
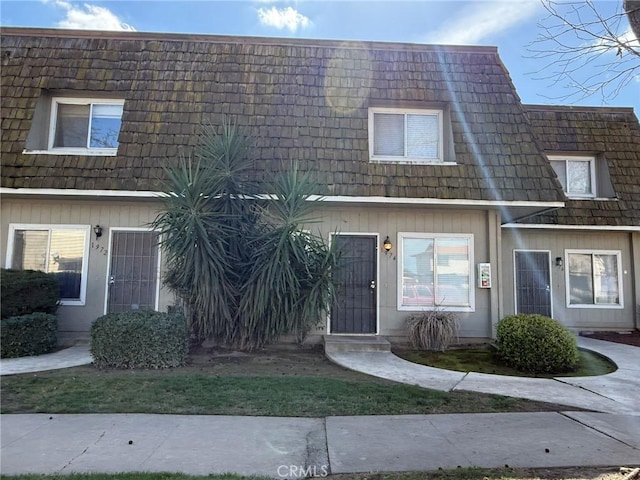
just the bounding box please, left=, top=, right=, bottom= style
left=525, top=105, right=640, bottom=227
left=0, top=28, right=570, bottom=207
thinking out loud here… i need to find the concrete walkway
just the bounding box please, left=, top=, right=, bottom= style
left=326, top=337, right=640, bottom=415
left=1, top=338, right=639, bottom=477
left=0, top=345, right=92, bottom=376
left=1, top=412, right=639, bottom=477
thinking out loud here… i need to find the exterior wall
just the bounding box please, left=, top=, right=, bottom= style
left=1, top=197, right=176, bottom=344
left=2, top=197, right=499, bottom=343
left=312, top=204, right=497, bottom=339
left=501, top=228, right=636, bottom=331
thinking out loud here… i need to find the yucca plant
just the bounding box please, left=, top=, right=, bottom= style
left=406, top=310, right=460, bottom=352
left=153, top=118, right=338, bottom=350
left=239, top=164, right=339, bottom=348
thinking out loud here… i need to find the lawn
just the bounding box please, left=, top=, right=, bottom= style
left=1, top=345, right=569, bottom=415
left=394, top=345, right=616, bottom=378
left=0, top=466, right=630, bottom=480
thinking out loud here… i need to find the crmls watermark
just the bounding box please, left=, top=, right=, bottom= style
left=276, top=464, right=329, bottom=478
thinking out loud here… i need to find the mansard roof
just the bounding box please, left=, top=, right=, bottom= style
left=0, top=27, right=565, bottom=211
left=525, top=105, right=640, bottom=227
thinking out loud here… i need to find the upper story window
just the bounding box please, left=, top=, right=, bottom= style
left=24, top=95, right=125, bottom=156
left=49, top=98, right=124, bottom=154
left=369, top=108, right=444, bottom=164
left=549, top=155, right=596, bottom=198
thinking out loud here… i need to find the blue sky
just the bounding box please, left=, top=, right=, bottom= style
left=2, top=0, right=638, bottom=110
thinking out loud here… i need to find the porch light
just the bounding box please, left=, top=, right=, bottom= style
left=93, top=225, right=103, bottom=239
left=383, top=236, right=393, bottom=252
left=555, top=257, right=563, bottom=267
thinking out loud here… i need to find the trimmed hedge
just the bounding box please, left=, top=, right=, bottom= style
left=1, top=269, right=59, bottom=319
left=91, top=310, right=189, bottom=369
left=496, top=314, right=579, bottom=373
left=1, top=312, right=57, bottom=358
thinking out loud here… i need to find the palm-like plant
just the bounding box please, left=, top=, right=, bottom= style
left=154, top=119, right=338, bottom=349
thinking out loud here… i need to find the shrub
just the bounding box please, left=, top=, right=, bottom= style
left=496, top=314, right=579, bottom=373
left=1, top=269, right=59, bottom=319
left=91, top=310, right=189, bottom=369
left=406, top=310, right=459, bottom=351
left=1, top=312, right=57, bottom=358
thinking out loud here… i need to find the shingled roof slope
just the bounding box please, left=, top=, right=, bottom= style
left=524, top=105, right=640, bottom=227
left=1, top=28, right=563, bottom=204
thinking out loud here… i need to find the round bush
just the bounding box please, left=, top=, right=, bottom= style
left=496, top=314, right=579, bottom=373
left=1, top=312, right=57, bottom=358
left=91, top=310, right=189, bottom=369
left=1, top=269, right=59, bottom=319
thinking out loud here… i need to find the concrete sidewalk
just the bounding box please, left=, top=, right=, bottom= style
left=1, top=412, right=639, bottom=478
left=326, top=337, right=640, bottom=415
left=0, top=345, right=92, bottom=376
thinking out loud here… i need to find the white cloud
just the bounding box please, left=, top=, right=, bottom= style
left=595, top=29, right=640, bottom=51
left=257, top=6, right=310, bottom=32
left=47, top=0, right=135, bottom=31
left=424, top=1, right=539, bottom=45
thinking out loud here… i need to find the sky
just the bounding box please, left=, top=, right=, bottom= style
left=1, top=0, right=639, bottom=111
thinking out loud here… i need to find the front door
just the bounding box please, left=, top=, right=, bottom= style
left=514, top=250, right=552, bottom=317
left=331, top=235, right=377, bottom=334
left=107, top=230, right=160, bottom=313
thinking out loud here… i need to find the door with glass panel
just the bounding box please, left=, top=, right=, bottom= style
left=514, top=250, right=552, bottom=317
left=107, top=231, right=159, bottom=313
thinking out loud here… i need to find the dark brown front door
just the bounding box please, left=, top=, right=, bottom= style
left=515, top=250, right=552, bottom=317
left=331, top=235, right=377, bottom=334
left=107, top=230, right=159, bottom=313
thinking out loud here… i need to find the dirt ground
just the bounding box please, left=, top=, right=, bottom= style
left=580, top=330, right=640, bottom=347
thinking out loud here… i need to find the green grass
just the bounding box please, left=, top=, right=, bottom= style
left=0, top=475, right=269, bottom=480
left=395, top=346, right=616, bottom=378
left=0, top=373, right=552, bottom=416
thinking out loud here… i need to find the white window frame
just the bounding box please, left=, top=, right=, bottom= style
left=45, top=97, right=125, bottom=156
left=5, top=224, right=91, bottom=306
left=548, top=155, right=596, bottom=199
left=397, top=232, right=475, bottom=312
left=565, top=249, right=623, bottom=309
left=368, top=107, right=447, bottom=164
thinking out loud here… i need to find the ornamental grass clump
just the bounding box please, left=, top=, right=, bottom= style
left=406, top=310, right=459, bottom=352
left=496, top=314, right=579, bottom=373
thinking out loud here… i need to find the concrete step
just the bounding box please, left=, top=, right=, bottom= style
left=323, top=335, right=391, bottom=353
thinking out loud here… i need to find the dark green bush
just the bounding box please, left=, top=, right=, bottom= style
left=1, top=269, right=59, bottom=319
left=496, top=314, right=579, bottom=373
left=91, top=310, right=189, bottom=369
left=1, top=312, right=57, bottom=358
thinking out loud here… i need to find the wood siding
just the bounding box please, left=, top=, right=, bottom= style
left=501, top=228, right=636, bottom=330
left=1, top=197, right=174, bottom=343
left=312, top=205, right=495, bottom=338
left=2, top=198, right=499, bottom=342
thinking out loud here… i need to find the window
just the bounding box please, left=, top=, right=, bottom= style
left=399, top=233, right=474, bottom=311
left=369, top=108, right=444, bottom=163
left=48, top=98, right=124, bottom=154
left=566, top=250, right=622, bottom=308
left=6, top=225, right=90, bottom=305
left=549, top=156, right=596, bottom=198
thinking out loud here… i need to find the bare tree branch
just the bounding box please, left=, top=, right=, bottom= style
left=527, top=0, right=640, bottom=103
